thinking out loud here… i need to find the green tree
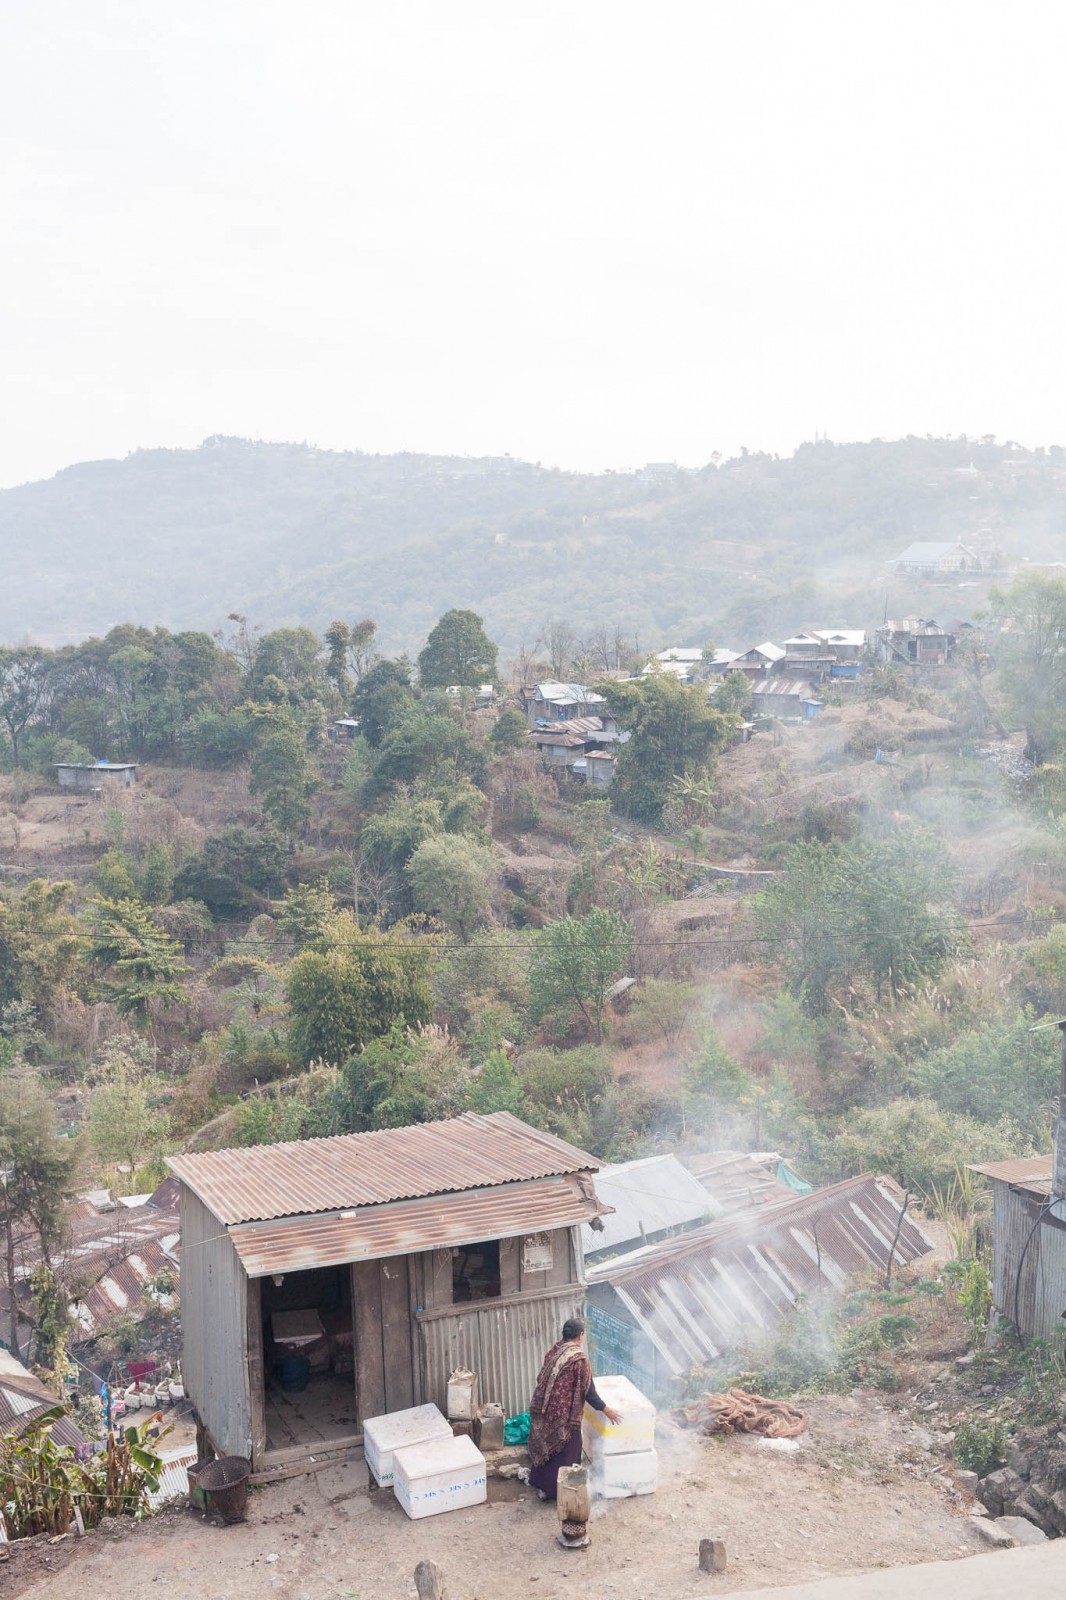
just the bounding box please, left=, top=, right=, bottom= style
left=405, top=833, right=497, bottom=940
left=0, top=880, right=82, bottom=1023
left=418, top=609, right=498, bottom=689
left=250, top=726, right=316, bottom=837
left=276, top=880, right=337, bottom=951
left=367, top=713, right=488, bottom=800
left=837, top=1097, right=1024, bottom=1194
left=351, top=659, right=416, bottom=746
left=89, top=898, right=189, bottom=1023
left=598, top=673, right=732, bottom=825
left=0, top=647, right=53, bottom=767
left=87, top=1052, right=169, bottom=1183
left=682, top=1027, right=753, bottom=1139
left=527, top=908, right=634, bottom=1043
left=324, top=620, right=354, bottom=699
left=285, top=911, right=435, bottom=1064
left=171, top=825, right=288, bottom=918
left=490, top=708, right=528, bottom=751
left=991, top=571, right=1066, bottom=765
left=0, top=1070, right=76, bottom=1358
left=714, top=669, right=753, bottom=716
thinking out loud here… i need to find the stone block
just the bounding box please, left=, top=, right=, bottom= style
left=954, top=1470, right=979, bottom=1494
left=978, top=1467, right=1022, bottom=1515
left=970, top=1517, right=1014, bottom=1548
left=1006, top=1448, right=1031, bottom=1478
left=1045, top=1450, right=1066, bottom=1490
left=1048, top=1488, right=1066, bottom=1534
left=1012, top=1495, right=1056, bottom=1538
left=997, top=1514, right=1048, bottom=1545
left=698, top=1539, right=727, bottom=1574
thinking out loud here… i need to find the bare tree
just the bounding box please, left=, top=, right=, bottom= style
left=538, top=617, right=578, bottom=679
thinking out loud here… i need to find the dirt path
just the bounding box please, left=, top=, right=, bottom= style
left=9, top=1395, right=993, bottom=1600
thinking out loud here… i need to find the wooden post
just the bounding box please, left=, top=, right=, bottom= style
left=415, top=1558, right=446, bottom=1599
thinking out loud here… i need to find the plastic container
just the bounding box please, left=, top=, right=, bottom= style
left=363, top=1402, right=452, bottom=1488
left=276, top=1355, right=310, bottom=1392
left=197, top=1455, right=251, bottom=1523
left=590, top=1445, right=658, bottom=1499
left=582, top=1374, right=656, bottom=1458
left=393, top=1432, right=486, bottom=1520
left=446, top=1368, right=478, bottom=1421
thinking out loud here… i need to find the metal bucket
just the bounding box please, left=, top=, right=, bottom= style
left=196, top=1455, right=251, bottom=1523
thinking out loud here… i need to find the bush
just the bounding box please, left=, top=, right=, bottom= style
left=954, top=1418, right=1006, bottom=1476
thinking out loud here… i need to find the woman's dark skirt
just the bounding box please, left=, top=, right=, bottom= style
left=528, top=1429, right=582, bottom=1499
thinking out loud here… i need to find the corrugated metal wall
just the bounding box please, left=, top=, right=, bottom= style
left=990, top=1184, right=1066, bottom=1342
left=419, top=1284, right=584, bottom=1415
left=180, top=1186, right=252, bottom=1458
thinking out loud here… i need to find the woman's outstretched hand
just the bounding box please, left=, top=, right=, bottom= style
left=604, top=1406, right=623, bottom=1425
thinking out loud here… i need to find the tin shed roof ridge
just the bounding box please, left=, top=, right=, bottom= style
left=586, top=1172, right=928, bottom=1283
left=167, top=1110, right=600, bottom=1225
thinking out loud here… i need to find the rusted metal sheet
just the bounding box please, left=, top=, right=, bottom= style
left=586, top=1175, right=932, bottom=1375
left=227, top=1174, right=606, bottom=1277
left=682, top=1150, right=792, bottom=1213
left=168, top=1111, right=599, bottom=1226
left=970, top=1157, right=1053, bottom=1197
left=180, top=1186, right=251, bottom=1461
left=419, top=1284, right=585, bottom=1417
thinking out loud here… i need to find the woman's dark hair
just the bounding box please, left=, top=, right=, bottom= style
left=562, top=1316, right=585, bottom=1341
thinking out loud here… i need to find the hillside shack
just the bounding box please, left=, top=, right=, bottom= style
left=168, top=1112, right=608, bottom=1474
left=56, top=760, right=137, bottom=792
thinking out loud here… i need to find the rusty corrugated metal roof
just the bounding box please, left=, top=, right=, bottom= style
left=683, top=1149, right=792, bottom=1213
left=168, top=1111, right=599, bottom=1225
left=969, top=1156, right=1053, bottom=1195
left=228, top=1171, right=607, bottom=1275
left=587, top=1174, right=933, bottom=1373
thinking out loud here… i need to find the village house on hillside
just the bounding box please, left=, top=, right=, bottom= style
left=168, top=1112, right=609, bottom=1475
left=876, top=618, right=958, bottom=668
left=521, top=680, right=607, bottom=724
left=892, top=540, right=982, bottom=576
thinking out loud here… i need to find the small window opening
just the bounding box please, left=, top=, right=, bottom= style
left=452, top=1239, right=501, bottom=1302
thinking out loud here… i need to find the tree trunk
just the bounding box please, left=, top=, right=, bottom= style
left=5, top=1203, right=23, bottom=1358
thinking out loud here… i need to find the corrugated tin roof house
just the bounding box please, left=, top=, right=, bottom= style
left=585, top=1174, right=932, bottom=1395
left=168, top=1112, right=608, bottom=1475
left=893, top=540, right=981, bottom=576
left=0, top=1347, right=86, bottom=1454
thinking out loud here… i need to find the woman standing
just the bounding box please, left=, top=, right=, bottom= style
left=527, top=1315, right=622, bottom=1500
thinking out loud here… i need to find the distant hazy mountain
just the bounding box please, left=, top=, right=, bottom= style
left=2, top=435, right=1063, bottom=655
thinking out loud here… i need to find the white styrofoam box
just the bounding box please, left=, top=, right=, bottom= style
left=363, top=1403, right=452, bottom=1488
left=590, top=1446, right=658, bottom=1499
left=582, top=1374, right=656, bottom=1458
left=393, top=1432, right=487, bottom=1520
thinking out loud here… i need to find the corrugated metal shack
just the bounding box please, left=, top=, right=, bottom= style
left=168, top=1112, right=608, bottom=1474
left=969, top=1157, right=1066, bottom=1341
left=585, top=1174, right=932, bottom=1395
left=581, top=1155, right=719, bottom=1262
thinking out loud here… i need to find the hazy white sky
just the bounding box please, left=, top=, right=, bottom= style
left=3, top=0, right=1065, bottom=487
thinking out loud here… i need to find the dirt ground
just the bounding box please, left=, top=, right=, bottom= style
left=7, top=1393, right=996, bottom=1600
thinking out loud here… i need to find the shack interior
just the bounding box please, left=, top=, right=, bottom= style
left=259, top=1265, right=359, bottom=1458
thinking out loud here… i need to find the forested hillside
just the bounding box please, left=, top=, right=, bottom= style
left=4, top=434, right=1066, bottom=652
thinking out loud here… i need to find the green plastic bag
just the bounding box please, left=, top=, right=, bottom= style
left=504, top=1411, right=530, bottom=1445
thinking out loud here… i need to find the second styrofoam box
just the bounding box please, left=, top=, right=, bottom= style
left=582, top=1374, right=656, bottom=1457
left=363, top=1402, right=452, bottom=1488
left=393, top=1432, right=487, bottom=1520
left=591, top=1446, right=658, bottom=1499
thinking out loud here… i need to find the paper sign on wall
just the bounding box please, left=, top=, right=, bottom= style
left=522, top=1232, right=554, bottom=1272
